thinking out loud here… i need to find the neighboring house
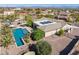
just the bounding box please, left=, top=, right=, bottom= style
left=4, top=10, right=15, bottom=15
left=57, top=15, right=68, bottom=20
left=33, top=18, right=70, bottom=37
left=14, top=19, right=25, bottom=25
left=0, top=13, right=3, bottom=15
left=3, top=19, right=11, bottom=26
left=0, top=10, right=4, bottom=16
left=55, top=11, right=70, bottom=20
left=17, top=11, right=28, bottom=15
left=13, top=8, right=22, bottom=10
left=41, top=9, right=49, bottom=15
left=17, top=11, right=28, bottom=19
left=48, top=12, right=54, bottom=15
left=9, top=19, right=25, bottom=27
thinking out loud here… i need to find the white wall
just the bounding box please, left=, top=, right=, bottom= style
left=45, top=24, right=79, bottom=37
left=62, top=24, right=71, bottom=30
left=45, top=30, right=56, bottom=37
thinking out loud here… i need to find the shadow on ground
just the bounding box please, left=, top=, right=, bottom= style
left=60, top=36, right=79, bottom=55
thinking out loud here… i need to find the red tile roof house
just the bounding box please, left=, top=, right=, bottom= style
left=17, top=11, right=29, bottom=15
left=55, top=11, right=70, bottom=21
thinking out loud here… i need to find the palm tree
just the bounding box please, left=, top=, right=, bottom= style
left=2, top=35, right=11, bottom=55
left=2, top=35, right=11, bottom=48
left=2, top=26, right=12, bottom=47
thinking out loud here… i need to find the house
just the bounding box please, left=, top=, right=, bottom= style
left=9, top=19, right=25, bottom=27
left=57, top=16, right=68, bottom=20
left=4, top=10, right=15, bottom=15
left=13, top=8, right=22, bottom=10
left=2, top=19, right=11, bottom=26
left=41, top=9, right=49, bottom=15
left=33, top=18, right=69, bottom=37
left=55, top=11, right=70, bottom=20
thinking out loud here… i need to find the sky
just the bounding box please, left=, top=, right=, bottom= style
left=0, top=4, right=79, bottom=8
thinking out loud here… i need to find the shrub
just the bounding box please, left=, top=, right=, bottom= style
left=56, top=29, right=64, bottom=36
left=26, top=20, right=33, bottom=27
left=2, top=35, right=11, bottom=47
left=24, top=35, right=30, bottom=43
left=25, top=15, right=33, bottom=27
left=76, top=16, right=79, bottom=23
left=67, top=17, right=73, bottom=22
left=44, top=15, right=54, bottom=19
left=35, top=41, right=52, bottom=55
left=36, top=11, right=41, bottom=14
left=24, top=38, right=30, bottom=43
left=31, top=29, right=45, bottom=41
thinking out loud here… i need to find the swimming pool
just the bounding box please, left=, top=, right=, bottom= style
left=12, top=28, right=29, bottom=46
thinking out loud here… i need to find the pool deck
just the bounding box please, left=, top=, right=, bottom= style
left=0, top=44, right=29, bottom=55
left=16, top=26, right=32, bottom=33
left=0, top=26, right=32, bottom=55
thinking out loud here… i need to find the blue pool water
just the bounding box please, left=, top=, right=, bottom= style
left=12, top=28, right=29, bottom=46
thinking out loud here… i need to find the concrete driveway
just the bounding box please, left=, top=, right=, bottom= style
left=44, top=35, right=72, bottom=55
